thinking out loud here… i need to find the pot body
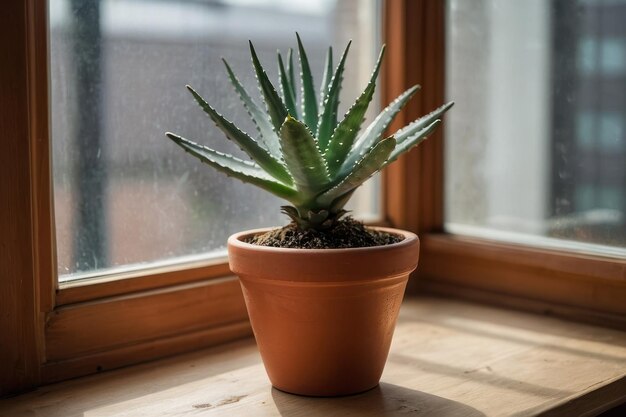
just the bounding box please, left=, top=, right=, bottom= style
left=227, top=227, right=419, bottom=396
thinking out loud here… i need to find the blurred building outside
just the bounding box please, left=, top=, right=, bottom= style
left=445, top=0, right=625, bottom=255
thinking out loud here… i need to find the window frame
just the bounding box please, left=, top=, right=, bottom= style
left=1, top=0, right=624, bottom=397
left=389, top=0, right=626, bottom=325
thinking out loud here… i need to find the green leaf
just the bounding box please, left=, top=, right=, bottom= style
left=325, top=46, right=385, bottom=177
left=165, top=132, right=297, bottom=201
left=329, top=189, right=355, bottom=213
left=385, top=119, right=441, bottom=166
left=277, top=52, right=298, bottom=118
left=340, top=85, right=419, bottom=175
left=279, top=115, right=330, bottom=196
left=316, top=41, right=351, bottom=151
left=222, top=58, right=282, bottom=159
left=318, top=47, right=333, bottom=110
left=318, top=136, right=395, bottom=206
left=280, top=205, right=301, bottom=223
left=296, top=33, right=318, bottom=135
left=249, top=41, right=289, bottom=132
left=286, top=48, right=296, bottom=98
left=186, top=85, right=293, bottom=185
left=395, top=101, right=454, bottom=144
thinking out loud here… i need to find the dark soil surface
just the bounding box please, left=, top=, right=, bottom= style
left=246, top=217, right=403, bottom=249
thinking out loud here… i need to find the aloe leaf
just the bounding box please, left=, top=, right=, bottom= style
left=281, top=206, right=313, bottom=229
left=279, top=115, right=330, bottom=196
left=222, top=59, right=282, bottom=159
left=286, top=48, right=296, bottom=97
left=295, top=33, right=318, bottom=134
left=329, top=189, right=355, bottom=213
left=325, top=46, right=385, bottom=176
left=318, top=47, right=333, bottom=110
left=316, top=41, right=351, bottom=151
left=280, top=205, right=301, bottom=223
left=165, top=133, right=297, bottom=200
left=186, top=85, right=293, bottom=185
left=249, top=41, right=289, bottom=132
left=318, top=136, right=395, bottom=206
left=395, top=101, right=454, bottom=144
left=277, top=52, right=298, bottom=118
left=340, top=85, right=419, bottom=174
left=384, top=119, right=441, bottom=166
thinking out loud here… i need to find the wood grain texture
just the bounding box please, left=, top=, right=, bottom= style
left=28, top=0, right=56, bottom=316
left=41, top=319, right=251, bottom=384
left=382, top=0, right=411, bottom=230
left=419, top=234, right=626, bottom=320
left=422, top=234, right=626, bottom=282
left=418, top=280, right=626, bottom=331
left=0, top=0, right=45, bottom=396
left=46, top=277, right=248, bottom=361
left=382, top=0, right=446, bottom=233
left=2, top=297, right=625, bottom=416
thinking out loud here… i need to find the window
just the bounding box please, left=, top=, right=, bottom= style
left=445, top=0, right=626, bottom=255
left=416, top=0, right=625, bottom=322
left=2, top=0, right=389, bottom=395
left=50, top=0, right=382, bottom=281
left=2, top=0, right=624, bottom=396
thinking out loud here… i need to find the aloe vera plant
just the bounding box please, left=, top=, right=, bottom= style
left=166, top=35, right=453, bottom=230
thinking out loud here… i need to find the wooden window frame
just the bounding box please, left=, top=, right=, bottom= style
left=1, top=0, right=624, bottom=397
left=383, top=1, right=626, bottom=326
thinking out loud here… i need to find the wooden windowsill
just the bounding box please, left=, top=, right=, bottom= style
left=1, top=296, right=625, bottom=416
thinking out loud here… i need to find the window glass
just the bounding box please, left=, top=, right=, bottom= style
left=50, top=0, right=381, bottom=280
left=600, top=37, right=626, bottom=75
left=445, top=0, right=626, bottom=256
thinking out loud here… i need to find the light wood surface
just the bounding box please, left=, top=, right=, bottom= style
left=2, top=297, right=625, bottom=417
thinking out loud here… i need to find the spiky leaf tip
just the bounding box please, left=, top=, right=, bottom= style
left=324, top=45, right=386, bottom=175
left=165, top=132, right=297, bottom=201
left=248, top=41, right=289, bottom=132
left=221, top=58, right=282, bottom=159
left=295, top=33, right=319, bottom=135
left=340, top=85, right=420, bottom=173
left=316, top=40, right=352, bottom=150
left=277, top=52, right=298, bottom=118
left=185, top=85, right=292, bottom=185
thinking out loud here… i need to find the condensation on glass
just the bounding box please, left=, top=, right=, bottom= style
left=445, top=0, right=626, bottom=256
left=50, top=0, right=382, bottom=280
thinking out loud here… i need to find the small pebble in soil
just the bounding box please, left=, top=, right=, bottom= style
left=246, top=217, right=403, bottom=249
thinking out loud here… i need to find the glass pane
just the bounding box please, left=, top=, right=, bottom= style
left=445, top=0, right=626, bottom=256
left=50, top=0, right=382, bottom=281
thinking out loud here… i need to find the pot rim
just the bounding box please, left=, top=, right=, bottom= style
left=228, top=226, right=420, bottom=282
left=227, top=226, right=418, bottom=254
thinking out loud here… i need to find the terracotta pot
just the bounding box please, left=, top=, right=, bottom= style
left=227, top=227, right=419, bottom=397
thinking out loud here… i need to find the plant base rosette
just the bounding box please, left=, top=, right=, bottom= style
left=228, top=227, right=419, bottom=397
